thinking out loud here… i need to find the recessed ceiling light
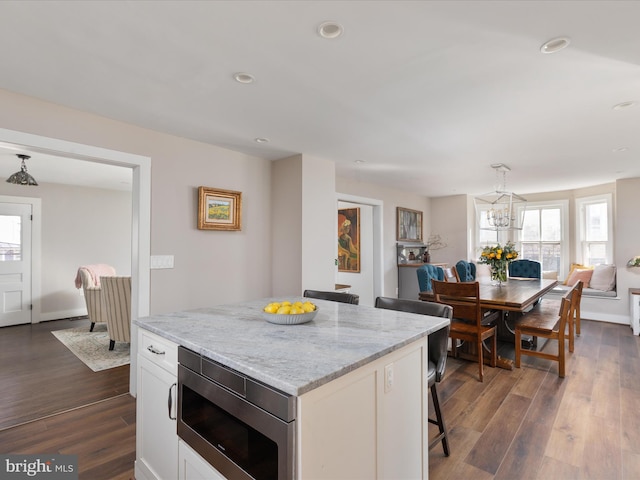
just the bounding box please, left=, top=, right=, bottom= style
left=613, top=101, right=636, bottom=110
left=234, top=72, right=255, bottom=84
left=354, top=159, right=365, bottom=164
left=612, top=146, right=629, bottom=153
left=254, top=138, right=269, bottom=143
left=317, top=21, right=343, bottom=39
left=540, top=37, right=571, bottom=54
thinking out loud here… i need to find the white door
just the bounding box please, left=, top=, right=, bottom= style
left=0, top=203, right=32, bottom=327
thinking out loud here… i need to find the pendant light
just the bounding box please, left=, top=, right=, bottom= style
left=474, top=164, right=527, bottom=231
left=6, top=154, right=38, bottom=186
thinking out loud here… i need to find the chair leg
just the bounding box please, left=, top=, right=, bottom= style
left=109, top=339, right=115, bottom=351
left=490, top=334, right=497, bottom=368
left=515, top=329, right=521, bottom=368
left=90, top=322, right=95, bottom=332
left=576, top=305, right=581, bottom=336
left=568, top=314, right=574, bottom=353
left=477, top=338, right=484, bottom=382
left=428, top=384, right=450, bottom=456
left=558, top=334, right=565, bottom=378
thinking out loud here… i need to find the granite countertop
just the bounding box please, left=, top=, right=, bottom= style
left=134, top=298, right=450, bottom=396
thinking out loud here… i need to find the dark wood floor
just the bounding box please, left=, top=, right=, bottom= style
left=1, top=317, right=638, bottom=480
left=429, top=319, right=640, bottom=479
left=0, top=318, right=135, bottom=480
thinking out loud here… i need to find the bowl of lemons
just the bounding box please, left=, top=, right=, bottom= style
left=262, top=300, right=318, bottom=325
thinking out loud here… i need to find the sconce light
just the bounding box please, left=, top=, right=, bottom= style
left=6, top=154, right=38, bottom=186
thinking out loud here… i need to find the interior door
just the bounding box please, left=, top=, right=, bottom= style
left=0, top=203, right=32, bottom=327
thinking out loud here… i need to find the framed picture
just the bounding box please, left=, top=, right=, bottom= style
left=397, top=207, right=423, bottom=242
left=197, top=186, right=242, bottom=231
left=338, top=207, right=360, bottom=273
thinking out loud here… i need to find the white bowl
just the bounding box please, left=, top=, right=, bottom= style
left=262, top=308, right=318, bottom=325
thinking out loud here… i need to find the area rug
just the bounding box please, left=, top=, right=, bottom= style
left=51, top=323, right=130, bottom=372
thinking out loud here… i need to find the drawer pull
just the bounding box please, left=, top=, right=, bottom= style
left=147, top=345, right=166, bottom=355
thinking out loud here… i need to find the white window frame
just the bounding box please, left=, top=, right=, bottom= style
left=576, top=193, right=614, bottom=266
left=516, top=200, right=569, bottom=279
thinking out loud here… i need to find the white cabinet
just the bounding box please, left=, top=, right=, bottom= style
left=297, top=337, right=428, bottom=479
left=179, top=440, right=226, bottom=480
left=630, top=289, right=640, bottom=335
left=135, top=330, right=179, bottom=480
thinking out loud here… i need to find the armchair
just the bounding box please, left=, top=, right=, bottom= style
left=455, top=260, right=476, bottom=282
left=508, top=259, right=542, bottom=279
left=75, top=264, right=116, bottom=331
left=101, top=276, right=132, bottom=350
left=417, top=264, right=444, bottom=293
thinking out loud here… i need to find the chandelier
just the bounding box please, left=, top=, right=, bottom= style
left=474, top=164, right=527, bottom=231
left=6, top=154, right=38, bottom=186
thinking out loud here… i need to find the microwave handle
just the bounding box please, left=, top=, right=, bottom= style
left=168, top=382, right=177, bottom=420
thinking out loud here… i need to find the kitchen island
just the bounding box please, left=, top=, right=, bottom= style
left=135, top=297, right=450, bottom=480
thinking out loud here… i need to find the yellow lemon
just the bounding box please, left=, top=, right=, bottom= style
left=277, top=305, right=291, bottom=314
left=264, top=304, right=278, bottom=314
left=293, top=301, right=303, bottom=308
left=290, top=306, right=304, bottom=314
left=302, top=301, right=316, bottom=312
left=281, top=301, right=292, bottom=306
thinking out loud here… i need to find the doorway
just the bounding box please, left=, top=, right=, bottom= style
left=0, top=201, right=36, bottom=327
left=336, top=193, right=384, bottom=306
left=0, top=127, right=150, bottom=395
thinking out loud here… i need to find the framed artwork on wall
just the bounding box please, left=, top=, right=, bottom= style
left=197, top=186, right=242, bottom=231
left=397, top=207, right=423, bottom=242
left=338, top=207, right=360, bottom=273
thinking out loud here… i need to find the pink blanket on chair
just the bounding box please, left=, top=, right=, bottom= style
left=74, top=264, right=116, bottom=288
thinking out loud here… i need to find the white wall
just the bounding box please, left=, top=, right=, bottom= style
left=0, top=88, right=273, bottom=315
left=271, top=154, right=337, bottom=296
left=429, top=195, right=469, bottom=266
left=0, top=183, right=131, bottom=320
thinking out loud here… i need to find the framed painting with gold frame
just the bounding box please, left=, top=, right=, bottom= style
left=197, top=186, right=242, bottom=231
left=338, top=207, right=360, bottom=273
left=397, top=207, right=423, bottom=242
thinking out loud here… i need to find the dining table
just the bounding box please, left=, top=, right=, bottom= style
left=419, top=277, right=559, bottom=370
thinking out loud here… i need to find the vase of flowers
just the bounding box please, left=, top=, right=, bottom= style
left=479, top=242, right=519, bottom=287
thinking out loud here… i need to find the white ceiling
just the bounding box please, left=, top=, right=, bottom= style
left=0, top=1, right=638, bottom=197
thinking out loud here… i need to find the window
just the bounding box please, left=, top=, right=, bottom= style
left=516, top=201, right=569, bottom=278
left=577, top=194, right=613, bottom=265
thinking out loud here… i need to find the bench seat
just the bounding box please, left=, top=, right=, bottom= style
left=550, top=284, right=616, bottom=298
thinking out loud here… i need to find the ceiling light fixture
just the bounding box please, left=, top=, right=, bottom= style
left=317, top=21, right=343, bottom=39
left=6, top=154, right=38, bottom=186
left=540, top=36, right=571, bottom=54
left=613, top=101, right=636, bottom=110
left=612, top=146, right=629, bottom=153
left=233, top=72, right=255, bottom=84
left=254, top=138, right=269, bottom=143
left=474, top=164, right=527, bottom=231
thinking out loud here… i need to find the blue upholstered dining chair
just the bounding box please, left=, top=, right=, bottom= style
left=508, top=259, right=542, bottom=279
left=455, top=260, right=476, bottom=282
left=417, top=264, right=445, bottom=293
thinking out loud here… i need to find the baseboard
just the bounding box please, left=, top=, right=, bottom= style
left=581, top=310, right=630, bottom=326
left=37, top=308, right=88, bottom=323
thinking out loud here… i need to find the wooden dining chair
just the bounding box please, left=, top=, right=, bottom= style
left=374, top=297, right=453, bottom=456
left=432, top=280, right=497, bottom=382
left=514, top=281, right=582, bottom=378
left=519, top=280, right=583, bottom=353
left=443, top=266, right=460, bottom=283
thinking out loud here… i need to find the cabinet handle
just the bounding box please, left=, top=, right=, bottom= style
left=147, top=345, right=165, bottom=355
left=168, top=382, right=177, bottom=420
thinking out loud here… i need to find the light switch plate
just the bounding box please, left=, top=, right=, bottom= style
left=150, top=255, right=174, bottom=269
